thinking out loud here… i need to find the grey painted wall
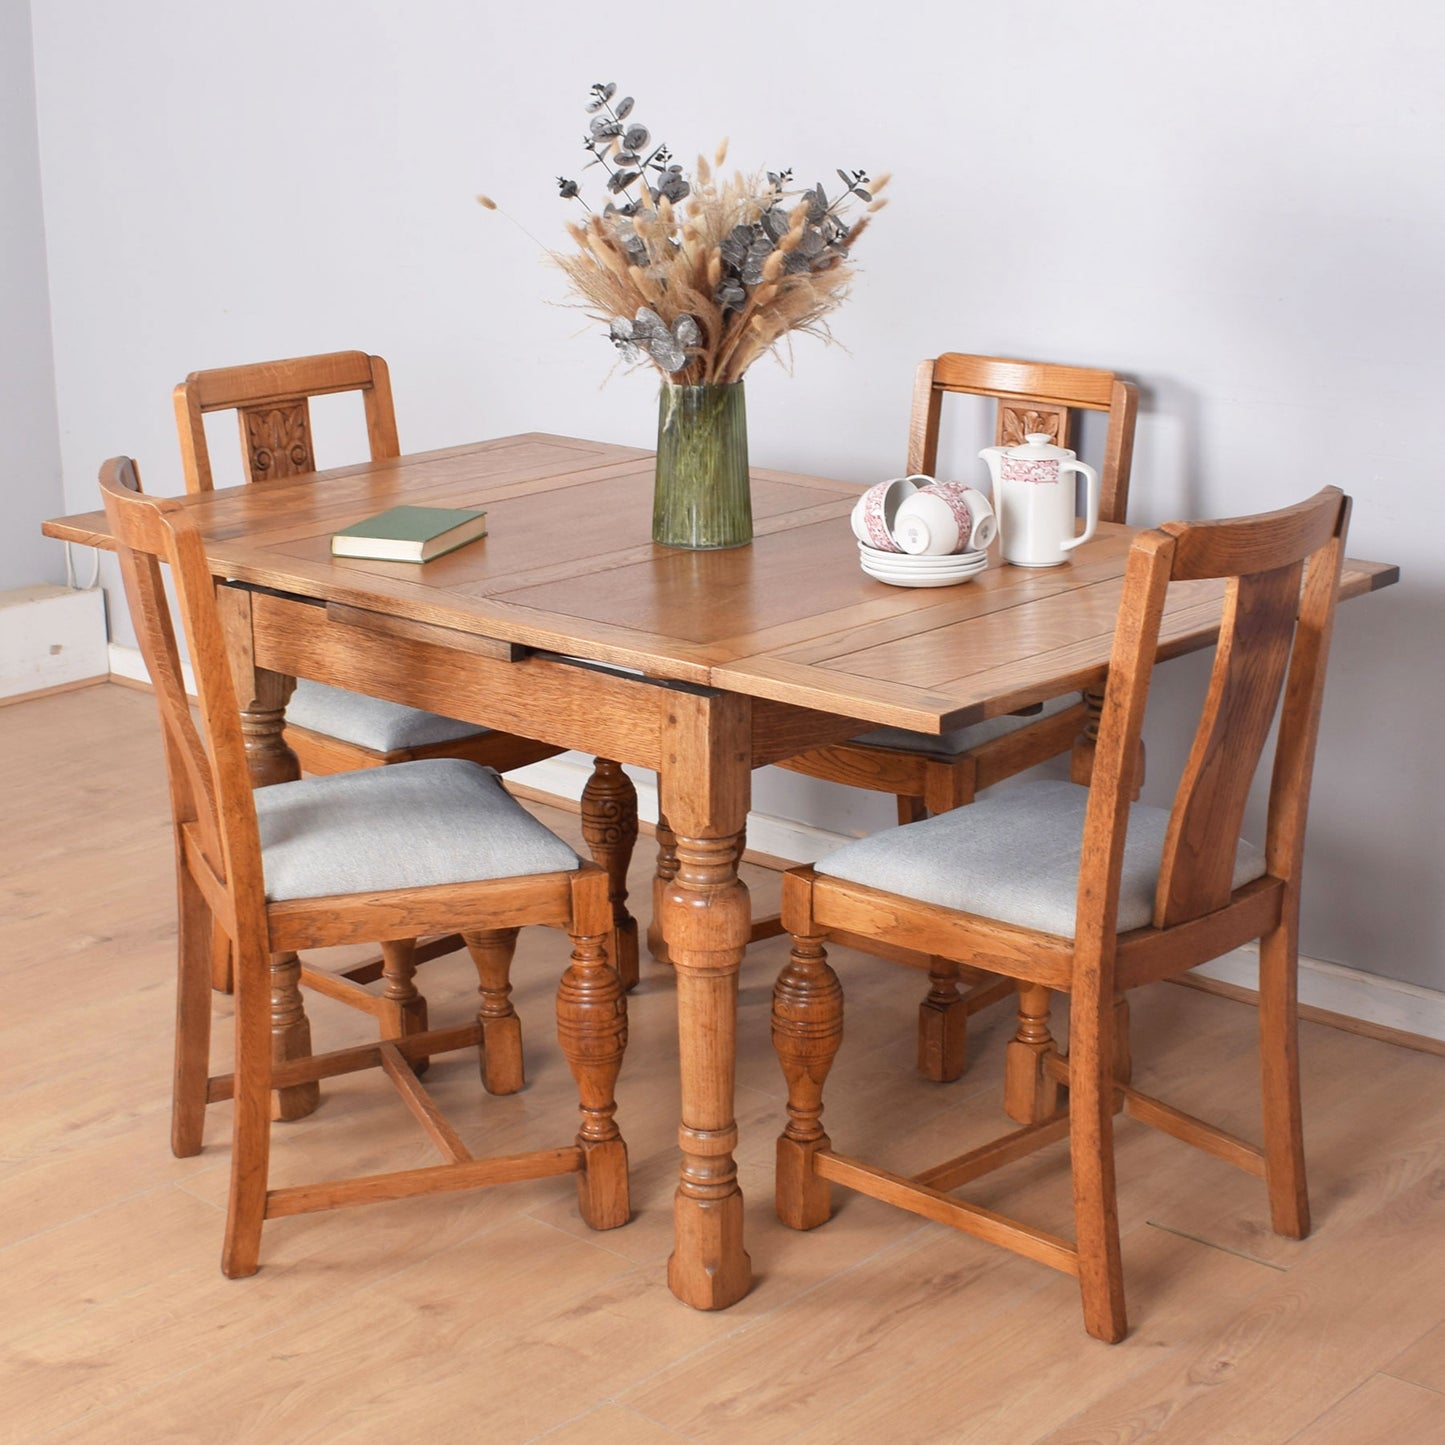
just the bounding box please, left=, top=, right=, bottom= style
left=1, top=0, right=62, bottom=588
left=25, top=0, right=1444, bottom=987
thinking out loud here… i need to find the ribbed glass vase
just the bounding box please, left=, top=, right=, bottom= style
left=652, top=381, right=752, bottom=549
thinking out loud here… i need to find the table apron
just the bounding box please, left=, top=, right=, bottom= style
left=247, top=589, right=673, bottom=768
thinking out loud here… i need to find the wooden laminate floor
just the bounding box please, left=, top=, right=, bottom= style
left=2, top=684, right=1442, bottom=1444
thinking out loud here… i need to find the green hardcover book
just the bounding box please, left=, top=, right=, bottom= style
left=331, top=505, right=488, bottom=563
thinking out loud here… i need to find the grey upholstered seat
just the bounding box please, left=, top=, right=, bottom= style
left=255, top=758, right=579, bottom=902
left=285, top=679, right=486, bottom=753
left=814, top=778, right=1267, bottom=937
left=849, top=694, right=1078, bottom=757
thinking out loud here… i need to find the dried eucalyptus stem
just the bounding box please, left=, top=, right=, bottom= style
left=533, top=81, right=888, bottom=386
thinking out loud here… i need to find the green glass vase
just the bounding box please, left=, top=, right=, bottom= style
left=652, top=380, right=752, bottom=549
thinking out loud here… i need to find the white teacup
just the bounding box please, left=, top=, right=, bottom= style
left=893, top=482, right=998, bottom=556
left=850, top=474, right=928, bottom=553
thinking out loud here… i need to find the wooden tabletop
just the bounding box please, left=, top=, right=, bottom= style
left=44, top=433, right=1398, bottom=734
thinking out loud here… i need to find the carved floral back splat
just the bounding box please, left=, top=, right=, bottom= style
left=242, top=401, right=315, bottom=481
left=998, top=402, right=1071, bottom=451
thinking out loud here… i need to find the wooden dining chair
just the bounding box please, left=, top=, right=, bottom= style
left=100, top=456, right=629, bottom=1275
left=771, top=353, right=1140, bottom=1081
left=772, top=486, right=1350, bottom=1341
left=174, top=351, right=640, bottom=990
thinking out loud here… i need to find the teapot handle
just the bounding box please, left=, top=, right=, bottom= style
left=1058, top=460, right=1100, bottom=553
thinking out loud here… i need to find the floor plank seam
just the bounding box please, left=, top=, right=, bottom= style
left=0, top=1174, right=190, bottom=1257
left=516, top=1203, right=666, bottom=1269
left=1143, top=1219, right=1290, bottom=1272
left=27, top=1206, right=540, bottom=1442
left=523, top=1402, right=700, bottom=1445
left=1378, top=1370, right=1445, bottom=1398
left=18, top=1267, right=408, bottom=1441
left=1277, top=1379, right=1381, bottom=1445
left=606, top=1218, right=962, bottom=1420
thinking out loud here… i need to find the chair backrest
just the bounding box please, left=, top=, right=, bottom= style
left=1078, top=486, right=1351, bottom=942
left=98, top=457, right=268, bottom=937
left=908, top=353, right=1140, bottom=524
left=173, top=350, right=400, bottom=493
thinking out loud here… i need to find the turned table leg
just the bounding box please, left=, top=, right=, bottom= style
left=662, top=691, right=753, bottom=1310
left=648, top=806, right=679, bottom=965
left=1070, top=687, right=1105, bottom=786
left=580, top=758, right=640, bottom=990
left=1072, top=686, right=1145, bottom=797
left=238, top=683, right=301, bottom=787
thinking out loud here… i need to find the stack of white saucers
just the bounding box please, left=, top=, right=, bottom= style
left=858, top=542, right=989, bottom=588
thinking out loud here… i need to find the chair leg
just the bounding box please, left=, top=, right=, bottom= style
left=221, top=944, right=275, bottom=1279
left=647, top=807, right=678, bottom=964
left=1004, top=983, right=1061, bottom=1124
left=380, top=939, right=430, bottom=1076
left=268, top=951, right=320, bottom=1122
left=905, top=774, right=962, bottom=1086
left=772, top=933, right=844, bottom=1230
left=173, top=864, right=214, bottom=1158
left=1068, top=984, right=1127, bottom=1343
left=1113, top=991, right=1132, bottom=1086
left=1259, top=919, right=1310, bottom=1239
left=556, top=923, right=630, bottom=1230
left=917, top=958, right=969, bottom=1083
left=465, top=929, right=524, bottom=1095
left=896, top=794, right=928, bottom=825
left=580, top=758, right=640, bottom=991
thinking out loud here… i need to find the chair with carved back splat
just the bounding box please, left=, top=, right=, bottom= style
left=769, top=353, right=1140, bottom=1083
left=100, top=456, right=629, bottom=1275
left=173, top=351, right=641, bottom=994
left=773, top=486, right=1349, bottom=1341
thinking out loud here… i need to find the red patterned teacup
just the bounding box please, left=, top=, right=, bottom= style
left=893, top=482, right=998, bottom=556
left=849, top=475, right=928, bottom=553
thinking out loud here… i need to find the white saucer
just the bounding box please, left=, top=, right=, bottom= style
left=862, top=553, right=987, bottom=572
left=861, top=567, right=983, bottom=588
left=859, top=557, right=988, bottom=574
left=861, top=548, right=987, bottom=570
left=861, top=554, right=987, bottom=587
left=858, top=542, right=988, bottom=569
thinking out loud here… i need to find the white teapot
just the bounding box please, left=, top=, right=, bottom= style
left=978, top=433, right=1099, bottom=568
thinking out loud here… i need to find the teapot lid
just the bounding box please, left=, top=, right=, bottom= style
left=1011, top=431, right=1073, bottom=458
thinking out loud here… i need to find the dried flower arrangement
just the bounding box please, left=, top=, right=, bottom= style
left=542, top=82, right=888, bottom=387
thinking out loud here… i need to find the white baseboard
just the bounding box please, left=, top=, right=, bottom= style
left=103, top=643, right=1444, bottom=1044
left=0, top=585, right=108, bottom=699
left=1192, top=948, right=1445, bottom=1044
left=109, top=642, right=143, bottom=684
left=110, top=640, right=192, bottom=692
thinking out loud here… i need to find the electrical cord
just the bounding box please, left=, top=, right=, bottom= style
left=63, top=540, right=101, bottom=591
